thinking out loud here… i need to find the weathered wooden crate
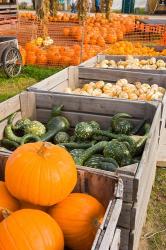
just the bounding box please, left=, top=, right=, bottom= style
left=80, top=54, right=166, bottom=74
left=0, top=148, right=123, bottom=250
left=0, top=91, right=161, bottom=250
left=28, top=66, right=166, bottom=142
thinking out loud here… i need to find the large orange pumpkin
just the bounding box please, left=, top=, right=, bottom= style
left=0, top=209, right=64, bottom=250
left=49, top=193, right=105, bottom=250
left=0, top=181, right=20, bottom=222
left=5, top=142, right=77, bottom=206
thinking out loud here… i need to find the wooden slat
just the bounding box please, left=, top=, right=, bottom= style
left=134, top=104, right=161, bottom=200
left=0, top=94, right=20, bottom=121
left=116, top=174, right=135, bottom=203
left=28, top=68, right=69, bottom=91
left=99, top=199, right=122, bottom=249
left=35, top=92, right=155, bottom=119
left=110, top=229, right=121, bottom=250
left=20, top=92, right=36, bottom=120
left=119, top=228, right=130, bottom=250
left=68, top=66, right=79, bottom=89
left=49, top=80, right=69, bottom=92
left=118, top=202, right=133, bottom=229
left=79, top=67, right=166, bottom=85
left=158, top=128, right=166, bottom=145
left=36, top=109, right=141, bottom=134
left=157, top=144, right=166, bottom=167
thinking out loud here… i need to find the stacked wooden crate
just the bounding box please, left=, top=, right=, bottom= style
left=28, top=66, right=163, bottom=250
left=0, top=3, right=18, bottom=24
left=0, top=92, right=124, bottom=250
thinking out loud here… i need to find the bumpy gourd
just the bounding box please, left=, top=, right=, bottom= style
left=85, top=154, right=119, bottom=171
left=24, top=121, right=46, bottom=137
left=54, top=132, right=70, bottom=144
left=111, top=113, right=133, bottom=135
left=74, top=122, right=93, bottom=140
left=103, top=140, right=132, bottom=166
left=13, top=118, right=31, bottom=130
left=88, top=121, right=100, bottom=130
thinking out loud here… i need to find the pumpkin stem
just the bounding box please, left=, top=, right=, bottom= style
left=38, top=142, right=52, bottom=156
left=1, top=209, right=12, bottom=219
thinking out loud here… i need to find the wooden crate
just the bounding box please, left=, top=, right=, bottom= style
left=0, top=149, right=123, bottom=250
left=80, top=54, right=166, bottom=74
left=28, top=66, right=166, bottom=142
left=0, top=91, right=161, bottom=250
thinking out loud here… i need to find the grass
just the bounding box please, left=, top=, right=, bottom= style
left=140, top=168, right=166, bottom=250
left=0, top=65, right=62, bottom=102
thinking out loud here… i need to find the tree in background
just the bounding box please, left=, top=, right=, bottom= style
left=32, top=0, right=35, bottom=9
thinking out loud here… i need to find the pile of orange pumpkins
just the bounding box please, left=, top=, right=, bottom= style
left=0, top=142, right=105, bottom=250
left=19, top=42, right=103, bottom=66
left=63, top=14, right=136, bottom=46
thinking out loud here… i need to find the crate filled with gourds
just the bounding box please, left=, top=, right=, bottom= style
left=95, top=56, right=166, bottom=72
left=1, top=105, right=150, bottom=172
left=0, top=104, right=123, bottom=250
left=64, top=79, right=166, bottom=102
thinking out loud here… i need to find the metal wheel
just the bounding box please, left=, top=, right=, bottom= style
left=2, top=47, right=22, bottom=77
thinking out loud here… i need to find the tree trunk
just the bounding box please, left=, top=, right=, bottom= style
left=50, top=0, right=58, bottom=16
left=35, top=0, right=50, bottom=20
left=32, top=0, right=35, bottom=9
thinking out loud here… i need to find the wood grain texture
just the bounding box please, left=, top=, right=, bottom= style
left=20, top=92, right=36, bottom=120
left=157, top=144, right=166, bottom=167
left=28, top=68, right=69, bottom=91
left=35, top=92, right=156, bottom=121
left=119, top=228, right=130, bottom=250
left=110, top=229, right=121, bottom=250
left=0, top=94, right=20, bottom=121
left=79, top=67, right=166, bottom=84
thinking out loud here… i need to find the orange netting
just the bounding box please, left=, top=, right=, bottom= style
left=1, top=12, right=166, bottom=67
left=124, top=21, right=166, bottom=46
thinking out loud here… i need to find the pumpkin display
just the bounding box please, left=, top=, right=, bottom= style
left=0, top=181, right=20, bottom=222
left=49, top=193, right=105, bottom=250
left=105, top=41, right=161, bottom=56
left=0, top=209, right=64, bottom=250
left=5, top=142, right=77, bottom=206
left=26, top=51, right=36, bottom=65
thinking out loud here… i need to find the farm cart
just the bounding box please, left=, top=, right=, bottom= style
left=0, top=36, right=22, bottom=77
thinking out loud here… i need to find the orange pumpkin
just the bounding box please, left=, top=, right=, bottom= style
left=37, top=54, right=47, bottom=64
left=0, top=181, right=20, bottom=222
left=0, top=209, right=64, bottom=250
left=5, top=142, right=77, bottom=206
left=26, top=52, right=36, bottom=65
left=49, top=193, right=105, bottom=250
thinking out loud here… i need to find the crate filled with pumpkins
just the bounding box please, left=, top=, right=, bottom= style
left=0, top=141, right=122, bottom=250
